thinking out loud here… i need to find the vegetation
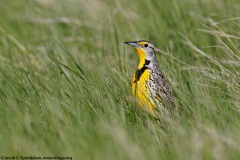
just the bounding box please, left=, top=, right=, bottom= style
left=0, top=0, right=240, bottom=159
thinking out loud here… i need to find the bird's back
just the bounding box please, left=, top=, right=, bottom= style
left=150, top=60, right=175, bottom=110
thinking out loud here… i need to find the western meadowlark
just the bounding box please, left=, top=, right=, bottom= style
left=124, top=40, right=175, bottom=118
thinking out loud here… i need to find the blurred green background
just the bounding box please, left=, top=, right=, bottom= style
left=0, top=0, right=240, bottom=159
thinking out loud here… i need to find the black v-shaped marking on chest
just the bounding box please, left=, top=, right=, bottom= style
left=134, top=59, right=151, bottom=83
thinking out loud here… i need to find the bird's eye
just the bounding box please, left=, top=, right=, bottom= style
left=144, top=43, right=148, bottom=47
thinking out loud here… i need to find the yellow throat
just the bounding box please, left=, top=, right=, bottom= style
left=135, top=47, right=146, bottom=69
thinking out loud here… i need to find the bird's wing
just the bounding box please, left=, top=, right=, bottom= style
left=155, top=73, right=175, bottom=110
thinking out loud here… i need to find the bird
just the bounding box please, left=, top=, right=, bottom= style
left=124, top=40, right=175, bottom=118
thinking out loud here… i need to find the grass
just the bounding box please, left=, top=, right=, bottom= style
left=0, top=0, right=240, bottom=159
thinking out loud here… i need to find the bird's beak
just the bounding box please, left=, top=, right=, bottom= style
left=124, top=41, right=140, bottom=48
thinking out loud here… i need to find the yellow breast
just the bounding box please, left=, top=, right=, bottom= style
left=131, top=69, right=156, bottom=116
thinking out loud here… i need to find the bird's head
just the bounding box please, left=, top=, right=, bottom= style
left=124, top=40, right=156, bottom=69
